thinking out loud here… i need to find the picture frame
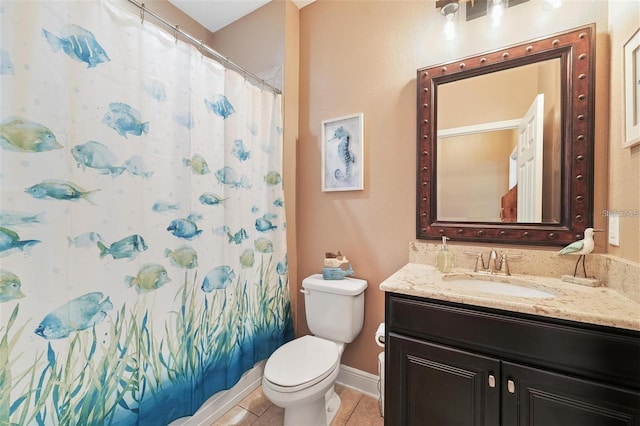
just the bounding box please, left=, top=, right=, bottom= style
left=623, top=28, right=640, bottom=148
left=321, top=113, right=364, bottom=191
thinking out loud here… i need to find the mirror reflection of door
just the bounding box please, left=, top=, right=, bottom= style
left=517, top=94, right=544, bottom=222
left=436, top=59, right=562, bottom=224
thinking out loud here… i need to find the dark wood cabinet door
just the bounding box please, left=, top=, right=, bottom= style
left=502, top=361, right=640, bottom=426
left=386, top=333, right=500, bottom=426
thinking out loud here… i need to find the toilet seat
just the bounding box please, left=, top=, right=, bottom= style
left=264, top=335, right=340, bottom=393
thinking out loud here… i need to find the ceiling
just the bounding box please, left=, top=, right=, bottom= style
left=168, top=0, right=315, bottom=33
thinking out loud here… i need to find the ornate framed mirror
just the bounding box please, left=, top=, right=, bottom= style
left=416, top=24, right=595, bottom=246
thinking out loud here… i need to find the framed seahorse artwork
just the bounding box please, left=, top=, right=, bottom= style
left=321, top=113, right=364, bottom=191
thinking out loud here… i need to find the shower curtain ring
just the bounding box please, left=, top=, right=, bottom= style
left=174, top=25, right=179, bottom=43
left=199, top=40, right=204, bottom=56
left=140, top=3, right=145, bottom=24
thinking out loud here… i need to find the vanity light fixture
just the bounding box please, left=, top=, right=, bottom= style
left=437, top=0, right=539, bottom=39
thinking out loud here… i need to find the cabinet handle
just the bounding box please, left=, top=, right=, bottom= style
left=507, top=379, right=516, bottom=394
left=488, top=374, right=496, bottom=388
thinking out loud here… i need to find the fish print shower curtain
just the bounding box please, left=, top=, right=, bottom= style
left=0, top=1, right=293, bottom=424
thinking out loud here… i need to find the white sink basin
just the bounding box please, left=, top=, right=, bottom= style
left=445, top=278, right=556, bottom=299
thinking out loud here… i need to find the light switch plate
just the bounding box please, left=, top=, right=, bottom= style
left=608, top=214, right=620, bottom=246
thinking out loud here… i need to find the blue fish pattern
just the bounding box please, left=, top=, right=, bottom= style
left=34, top=292, right=113, bottom=339
left=201, top=265, right=236, bottom=292
left=0, top=210, right=45, bottom=227
left=199, top=193, right=227, bottom=206
left=276, top=255, right=288, bottom=275
left=68, top=232, right=103, bottom=248
left=152, top=201, right=180, bottom=213
left=123, top=155, right=153, bottom=178
left=273, top=198, right=284, bottom=207
left=143, top=80, right=167, bottom=101
left=255, top=217, right=277, bottom=233
left=25, top=179, right=99, bottom=204
left=42, top=24, right=109, bottom=68
left=1, top=2, right=292, bottom=425
left=232, top=139, right=250, bottom=161
left=215, top=166, right=251, bottom=189
left=102, top=102, right=149, bottom=137
left=71, top=141, right=126, bottom=176
left=0, top=227, right=40, bottom=257
left=168, top=217, right=202, bottom=240
left=227, top=228, right=248, bottom=245
left=97, top=234, right=147, bottom=260
left=0, top=48, right=14, bottom=75
left=204, top=94, right=235, bottom=119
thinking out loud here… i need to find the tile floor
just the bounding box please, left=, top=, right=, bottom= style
left=212, top=384, right=383, bottom=426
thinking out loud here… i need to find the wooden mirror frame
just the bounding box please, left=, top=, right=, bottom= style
left=416, top=24, right=595, bottom=246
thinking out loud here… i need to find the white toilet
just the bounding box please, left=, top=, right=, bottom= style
left=262, top=274, right=367, bottom=426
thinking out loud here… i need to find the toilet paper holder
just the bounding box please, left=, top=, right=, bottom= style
left=375, top=323, right=385, bottom=347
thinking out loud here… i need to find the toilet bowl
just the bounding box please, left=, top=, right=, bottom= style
left=261, top=274, right=368, bottom=426
left=262, top=335, right=343, bottom=425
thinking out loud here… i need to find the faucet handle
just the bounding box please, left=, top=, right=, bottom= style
left=496, top=253, right=523, bottom=275
left=498, top=254, right=510, bottom=275
left=464, top=251, right=485, bottom=272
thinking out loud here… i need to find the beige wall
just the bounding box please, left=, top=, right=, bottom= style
left=211, top=0, right=285, bottom=88
left=438, top=130, right=515, bottom=222
left=607, top=1, right=640, bottom=262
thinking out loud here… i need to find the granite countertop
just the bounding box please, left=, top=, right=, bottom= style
left=380, top=263, right=640, bottom=331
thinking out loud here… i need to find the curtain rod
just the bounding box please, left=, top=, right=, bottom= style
left=126, top=0, right=282, bottom=95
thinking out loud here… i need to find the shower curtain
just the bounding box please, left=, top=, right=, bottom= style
left=0, top=1, right=292, bottom=424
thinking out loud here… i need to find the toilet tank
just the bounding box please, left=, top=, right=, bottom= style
left=302, top=274, right=367, bottom=343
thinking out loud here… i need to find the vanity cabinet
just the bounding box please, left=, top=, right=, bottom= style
left=385, top=293, right=640, bottom=426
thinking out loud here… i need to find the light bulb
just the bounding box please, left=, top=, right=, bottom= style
left=543, top=0, right=562, bottom=10
left=444, top=13, right=457, bottom=40
left=489, top=0, right=504, bottom=27
left=441, top=2, right=459, bottom=40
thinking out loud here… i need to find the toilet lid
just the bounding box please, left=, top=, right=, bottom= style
left=264, top=335, right=339, bottom=388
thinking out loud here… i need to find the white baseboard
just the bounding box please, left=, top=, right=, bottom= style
left=336, top=363, right=381, bottom=400
left=169, top=360, right=383, bottom=425
left=170, top=361, right=265, bottom=426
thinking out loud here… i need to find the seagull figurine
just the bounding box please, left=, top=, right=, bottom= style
left=558, top=228, right=603, bottom=277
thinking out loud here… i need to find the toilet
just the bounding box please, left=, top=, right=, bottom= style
left=262, top=274, right=367, bottom=426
